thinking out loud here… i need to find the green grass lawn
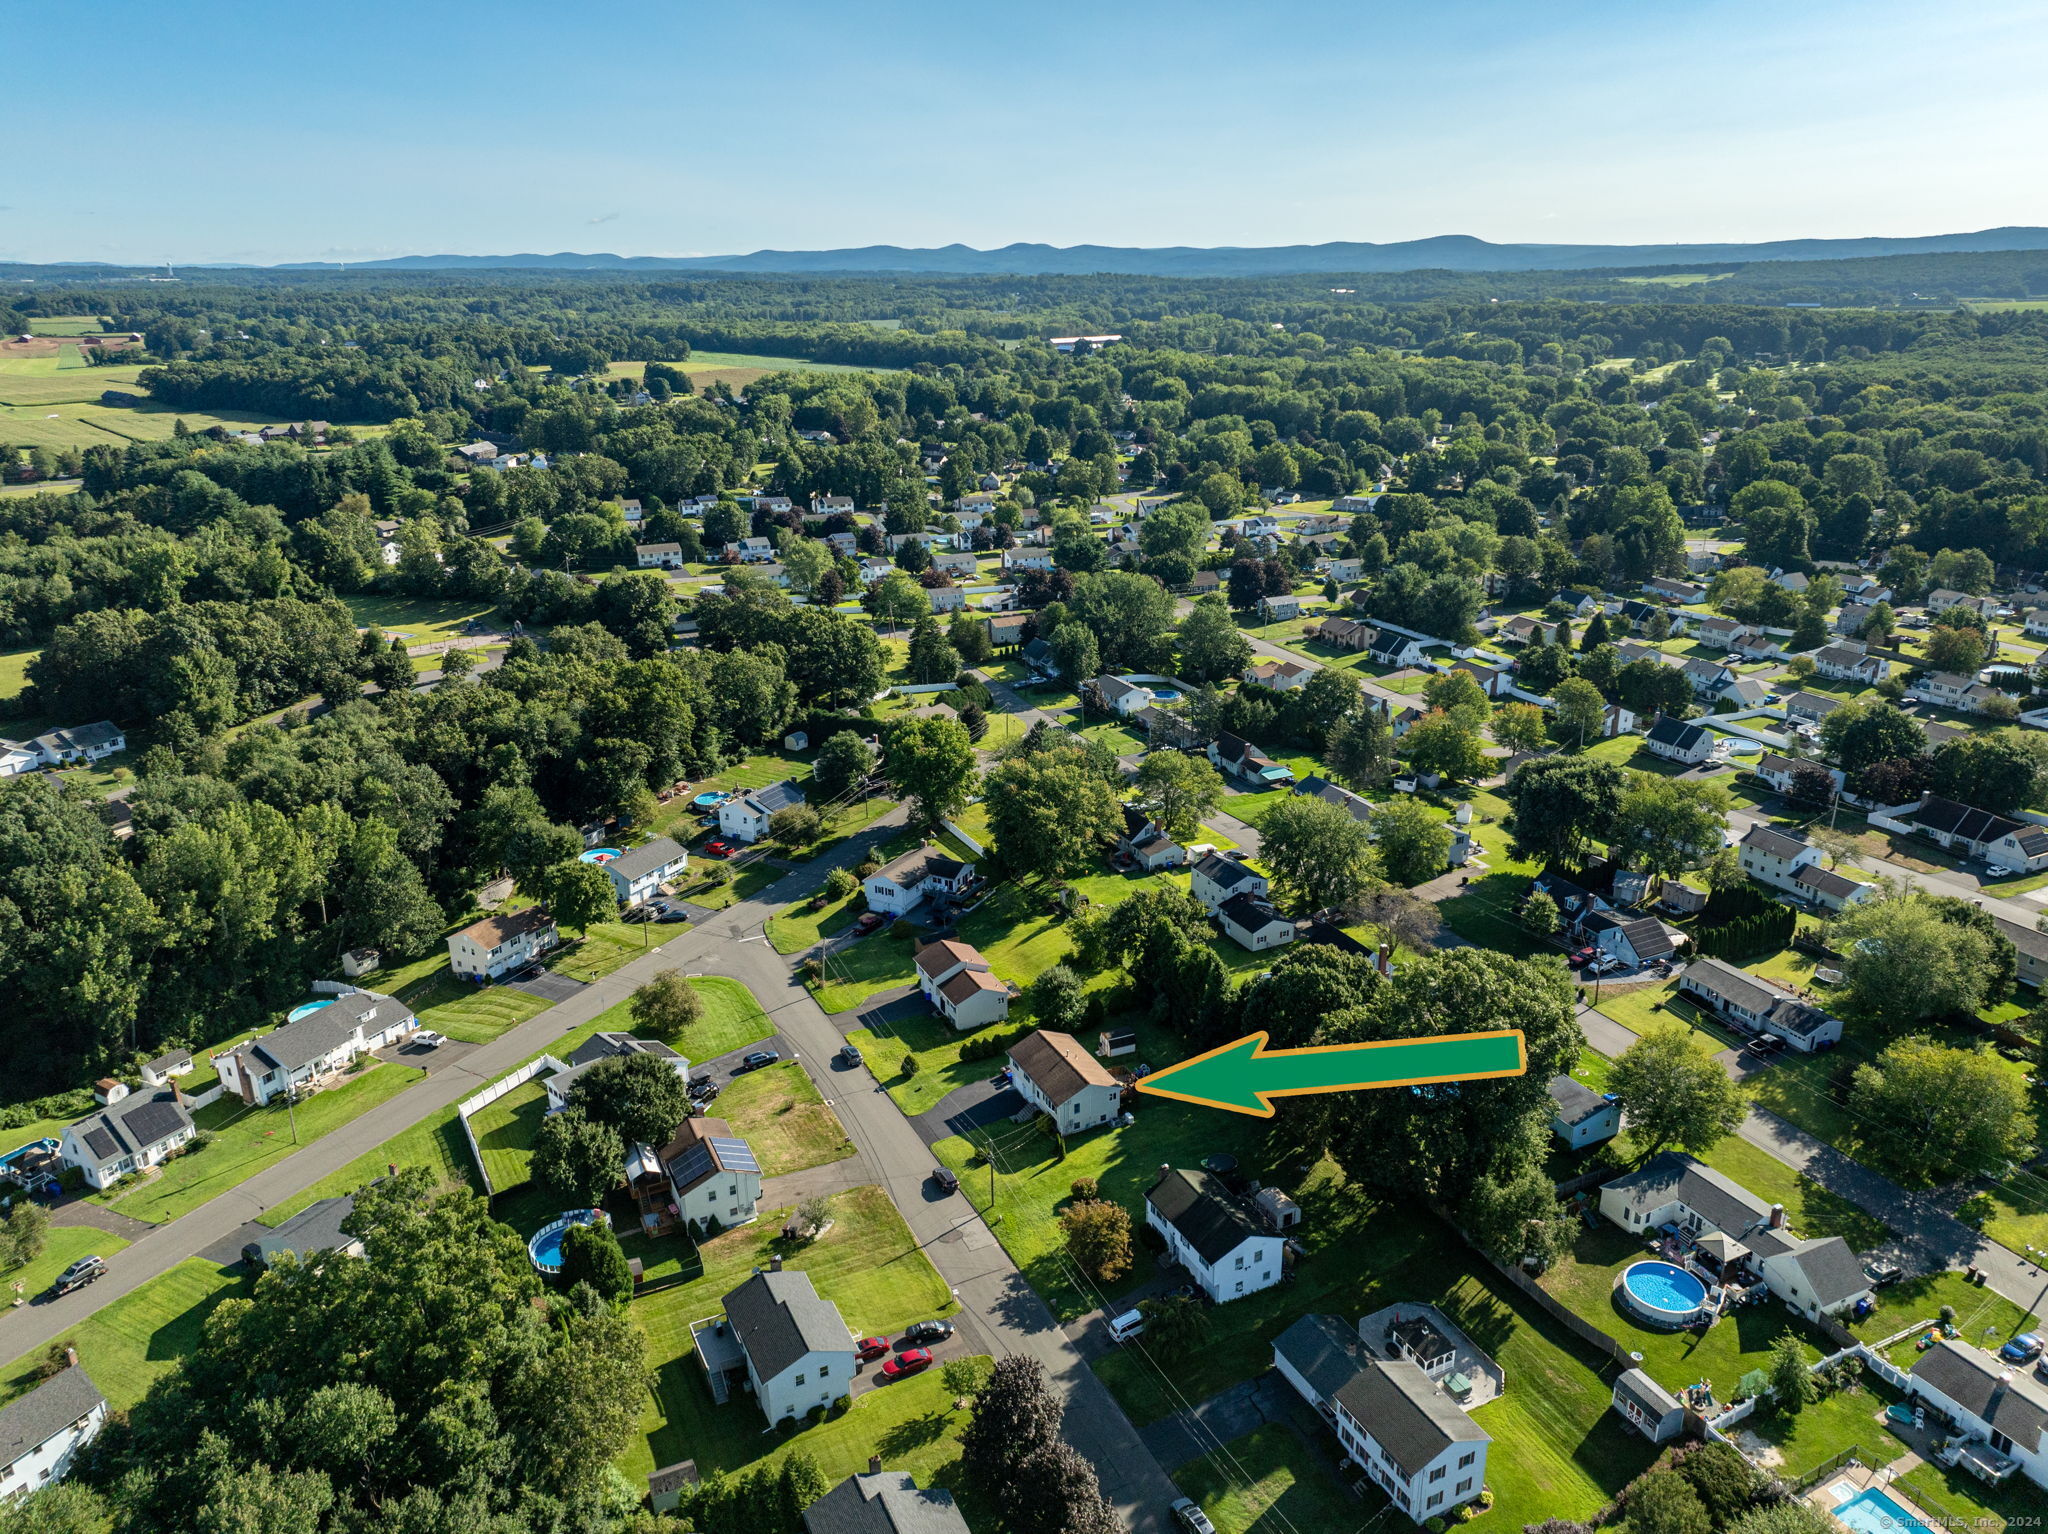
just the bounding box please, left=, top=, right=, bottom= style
left=339, top=593, right=502, bottom=646
left=399, top=971, right=551, bottom=1043
left=676, top=858, right=784, bottom=912
left=258, top=1105, right=477, bottom=1227
left=470, top=1077, right=549, bottom=1192
left=1174, top=1422, right=1380, bottom=1534
left=0, top=1224, right=131, bottom=1306
left=1438, top=870, right=1551, bottom=957
left=1897, top=1458, right=2043, bottom=1533
left=622, top=1184, right=955, bottom=1479
left=766, top=889, right=863, bottom=955
left=0, top=1258, right=244, bottom=1410
left=1691, top=1133, right=1893, bottom=1250
left=1593, top=979, right=1748, bottom=1051
left=548, top=921, right=668, bottom=982
left=96, top=1061, right=425, bottom=1224
left=1739, top=1380, right=1907, bottom=1480
left=0, top=646, right=37, bottom=702
left=670, top=976, right=777, bottom=1061
left=714, top=1062, right=855, bottom=1176
left=1848, top=1269, right=2039, bottom=1366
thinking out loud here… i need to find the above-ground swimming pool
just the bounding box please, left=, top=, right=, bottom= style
left=1151, top=689, right=1180, bottom=704
left=1619, top=1260, right=1710, bottom=1328
left=528, top=1209, right=607, bottom=1274
left=286, top=999, right=335, bottom=1023
left=1829, top=1487, right=1934, bottom=1534
left=578, top=848, right=620, bottom=864
left=692, top=791, right=728, bottom=808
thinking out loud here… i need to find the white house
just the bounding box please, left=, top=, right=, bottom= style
left=862, top=844, right=975, bottom=917
left=1897, top=798, right=2048, bottom=872
left=1644, top=716, right=1713, bottom=765
left=1007, top=1029, right=1122, bottom=1134
left=545, top=1032, right=689, bottom=1112
left=914, top=940, right=1011, bottom=1031
left=138, top=1049, right=193, bottom=1089
left=1145, top=1166, right=1285, bottom=1304
left=694, top=1267, right=856, bottom=1427
left=1753, top=753, right=1843, bottom=799
left=59, top=1090, right=194, bottom=1190
left=635, top=543, right=686, bottom=570
left=1260, top=593, right=1301, bottom=622
left=1546, top=1076, right=1620, bottom=1149
left=1694, top=617, right=1754, bottom=652
left=1217, top=894, right=1296, bottom=951
left=0, top=739, right=39, bottom=778
left=1678, top=957, right=1842, bottom=1051
left=1580, top=910, right=1681, bottom=970
left=601, top=837, right=689, bottom=907
left=656, top=1114, right=761, bottom=1231
left=1738, top=824, right=1823, bottom=893
left=216, top=992, right=415, bottom=1107
left=0, top=1363, right=107, bottom=1502
left=26, top=722, right=125, bottom=767
left=1001, top=549, right=1054, bottom=573
left=2024, top=608, right=2048, bottom=641
left=1118, top=806, right=1185, bottom=871
left=1812, top=642, right=1886, bottom=685
left=1190, top=851, right=1269, bottom=915
left=1599, top=1152, right=1872, bottom=1321
left=1207, top=732, right=1294, bottom=787
left=1681, top=657, right=1737, bottom=696
left=719, top=780, right=807, bottom=844
left=1928, top=588, right=1997, bottom=619
left=1790, top=862, right=1877, bottom=913
left=1910, top=671, right=2004, bottom=714
left=448, top=906, right=559, bottom=981
left=1271, top=1314, right=1490, bottom=1523
left=1908, top=1339, right=2048, bottom=1490
left=725, top=536, right=776, bottom=563
left=1243, top=659, right=1314, bottom=692
left=1087, top=675, right=1152, bottom=715
left=810, top=494, right=856, bottom=517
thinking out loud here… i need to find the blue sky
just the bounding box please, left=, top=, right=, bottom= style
left=5, top=0, right=2046, bottom=265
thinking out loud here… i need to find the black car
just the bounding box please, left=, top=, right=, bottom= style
left=901, top=1319, right=954, bottom=1346
left=931, top=1166, right=960, bottom=1193
left=53, top=1256, right=106, bottom=1295
left=654, top=906, right=689, bottom=924
left=689, top=1078, right=721, bottom=1103
left=736, top=1050, right=780, bottom=1073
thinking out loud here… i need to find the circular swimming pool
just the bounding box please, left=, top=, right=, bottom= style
left=286, top=999, right=335, bottom=1023
left=528, top=1209, right=607, bottom=1274
left=1619, top=1260, right=1709, bottom=1328
left=1151, top=688, right=1181, bottom=704
left=578, top=847, right=620, bottom=864
left=692, top=791, right=728, bottom=808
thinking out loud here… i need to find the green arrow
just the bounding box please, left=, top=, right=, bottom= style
left=1133, top=1029, right=1527, bottom=1118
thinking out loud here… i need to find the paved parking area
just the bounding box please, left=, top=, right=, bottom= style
left=504, top=970, right=587, bottom=1003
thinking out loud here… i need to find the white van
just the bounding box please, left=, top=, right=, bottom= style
left=1107, top=1308, right=1145, bottom=1343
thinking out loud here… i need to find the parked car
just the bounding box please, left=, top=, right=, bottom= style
left=53, top=1256, right=106, bottom=1295
left=704, top=839, right=737, bottom=858
left=688, top=1077, right=720, bottom=1100
left=1999, top=1332, right=2042, bottom=1363
left=1864, top=1260, right=1903, bottom=1287
left=838, top=1043, right=862, bottom=1067
left=655, top=906, right=689, bottom=924
left=855, top=1336, right=889, bottom=1361
left=736, top=1051, right=780, bottom=1073
left=413, top=1031, right=446, bottom=1049
left=1171, top=1498, right=1217, bottom=1534
left=931, top=1166, right=959, bottom=1193
left=1107, top=1308, right=1145, bottom=1343
left=852, top=912, right=886, bottom=935
left=881, top=1348, right=932, bottom=1380
left=900, top=1320, right=954, bottom=1346
left=1988, top=865, right=2014, bottom=879
left=1570, top=946, right=1597, bottom=966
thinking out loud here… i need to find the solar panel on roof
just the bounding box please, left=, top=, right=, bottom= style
left=666, top=1144, right=714, bottom=1187
left=711, top=1138, right=758, bottom=1173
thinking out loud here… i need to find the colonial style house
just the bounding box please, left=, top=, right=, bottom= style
left=914, top=940, right=1011, bottom=1031
left=634, top=543, right=686, bottom=570
left=862, top=844, right=976, bottom=917
left=1812, top=642, right=1887, bottom=685
left=984, top=612, right=1030, bottom=649
left=1644, top=715, right=1713, bottom=765
left=601, top=837, right=689, bottom=907
left=1243, top=659, right=1314, bottom=691
left=1678, top=958, right=1843, bottom=1051
left=1911, top=671, right=2005, bottom=714
left=656, top=1115, right=762, bottom=1231
left=1007, top=1029, right=1122, bottom=1134
left=1681, top=656, right=1738, bottom=696
left=59, top=1090, right=195, bottom=1190
left=802, top=1472, right=971, bottom=1534
left=0, top=1364, right=107, bottom=1501
left=1118, top=806, right=1185, bottom=871
left=1217, top=894, right=1296, bottom=952
left=693, top=1267, right=855, bottom=1427
left=448, top=906, right=559, bottom=981
left=1599, top=1152, right=1872, bottom=1321
left=1928, top=588, right=1997, bottom=619
left=1272, top=1314, right=1490, bottom=1523
left=1547, top=1076, right=1620, bottom=1149
left=216, top=992, right=416, bottom=1107
left=1208, top=732, right=1294, bottom=787
left=1907, top=1340, right=2048, bottom=1490
left=1145, top=1167, right=1286, bottom=1304
left=1191, top=851, right=1269, bottom=915
left=1753, top=753, right=1843, bottom=799
left=1259, top=593, right=1301, bottom=622
left=1738, top=824, right=1823, bottom=892
left=719, top=780, right=807, bottom=844
left=1896, top=797, right=2048, bottom=871
left=1694, top=617, right=1755, bottom=652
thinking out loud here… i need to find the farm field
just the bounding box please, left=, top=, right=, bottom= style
left=0, top=363, right=147, bottom=404
left=605, top=353, right=880, bottom=394
left=340, top=593, right=505, bottom=645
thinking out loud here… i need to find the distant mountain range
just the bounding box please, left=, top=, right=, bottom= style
left=254, top=228, right=2048, bottom=277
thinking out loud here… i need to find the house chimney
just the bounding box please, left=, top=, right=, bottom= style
left=868, top=1455, right=883, bottom=1476
left=63, top=1347, right=77, bottom=1370
left=1769, top=1203, right=1785, bottom=1229
left=1376, top=943, right=1393, bottom=978
left=769, top=1253, right=783, bottom=1272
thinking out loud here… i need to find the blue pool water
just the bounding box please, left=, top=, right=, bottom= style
left=1151, top=689, right=1180, bottom=703
left=287, top=999, right=335, bottom=1022
left=1621, top=1260, right=1708, bottom=1316
left=578, top=848, right=620, bottom=864
left=530, top=1227, right=568, bottom=1268
left=1832, top=1488, right=1933, bottom=1534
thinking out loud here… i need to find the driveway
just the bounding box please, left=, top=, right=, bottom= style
left=912, top=1080, right=1025, bottom=1147
left=1139, top=1371, right=1297, bottom=1472
left=504, top=970, right=587, bottom=1003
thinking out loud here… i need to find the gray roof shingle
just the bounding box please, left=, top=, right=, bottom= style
left=1334, top=1357, right=1489, bottom=1476
left=802, top=1472, right=971, bottom=1534
left=0, top=1366, right=103, bottom=1473
left=1911, top=1340, right=2048, bottom=1448
left=1146, top=1167, right=1265, bottom=1266
left=723, top=1269, right=851, bottom=1382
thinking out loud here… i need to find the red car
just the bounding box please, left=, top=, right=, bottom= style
left=855, top=1336, right=889, bottom=1361
left=704, top=839, right=737, bottom=858
left=1569, top=946, right=1597, bottom=966
left=880, top=1348, right=932, bottom=1380
left=852, top=912, right=886, bottom=935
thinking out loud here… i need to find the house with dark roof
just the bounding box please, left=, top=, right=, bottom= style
left=914, top=940, right=1010, bottom=1031
left=1644, top=715, right=1713, bottom=765
left=1217, top=893, right=1297, bottom=952
left=59, top=1089, right=194, bottom=1190
left=1681, top=656, right=1738, bottom=696
left=719, top=779, right=808, bottom=844
left=215, top=991, right=416, bottom=1107
left=1911, top=671, right=2007, bottom=714
left=545, top=1032, right=689, bottom=1111
left=243, top=1194, right=363, bottom=1269
left=1644, top=577, right=1704, bottom=604
left=655, top=1115, right=761, bottom=1230
left=1271, top=1314, right=1490, bottom=1522
left=1207, top=732, right=1294, bottom=787
left=1598, top=1151, right=1872, bottom=1320
left=1813, top=642, right=1886, bottom=685
left=1019, top=637, right=1058, bottom=676
left=1782, top=690, right=1843, bottom=726
left=1118, top=805, right=1185, bottom=871
left=29, top=721, right=125, bottom=767
left=1580, top=910, right=1682, bottom=970
left=803, top=1470, right=971, bottom=1534
left=1994, top=913, right=2048, bottom=991
left=1678, top=957, right=1841, bottom=1051
left=1908, top=1339, right=2048, bottom=1488
left=1145, top=1168, right=1285, bottom=1304
left=1088, top=674, right=1152, bottom=715
left=1008, top=1030, right=1122, bottom=1133
left=139, top=1049, right=193, bottom=1088
left=1293, top=775, right=1373, bottom=823
left=692, top=1267, right=854, bottom=1426
left=1191, top=851, right=1268, bottom=914
left=0, top=1363, right=106, bottom=1501
left=1365, top=629, right=1429, bottom=669
left=1754, top=753, right=1843, bottom=800
left=1243, top=658, right=1314, bottom=692
left=1791, top=862, right=1876, bottom=913
left=1612, top=1368, right=1685, bottom=1444
left=1546, top=1076, right=1620, bottom=1149
left=448, top=905, right=559, bottom=980
left=1739, top=824, right=1823, bottom=894
left=1897, top=797, right=2048, bottom=872
left=601, top=836, right=689, bottom=907
left=862, top=843, right=976, bottom=917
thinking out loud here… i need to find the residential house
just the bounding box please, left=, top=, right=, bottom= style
left=1191, top=851, right=1269, bottom=914
left=1547, top=1075, right=1621, bottom=1149
left=1792, top=863, right=1876, bottom=913
left=244, top=1194, right=365, bottom=1269
left=635, top=543, right=685, bottom=570
left=1928, top=588, right=1997, bottom=619
left=1898, top=797, right=2048, bottom=871
left=857, top=557, right=895, bottom=584
left=2025, top=608, right=2048, bottom=640
left=1720, top=677, right=1771, bottom=709
left=1271, top=1314, right=1490, bottom=1523
left=1738, top=824, right=1823, bottom=892
left=1994, top=914, right=2048, bottom=990
left=694, top=1268, right=855, bottom=1426
left=1259, top=592, right=1301, bottom=622
left=1145, top=1167, right=1285, bottom=1304
left=1118, top=805, right=1185, bottom=871
left=1217, top=894, right=1296, bottom=951
left=1772, top=569, right=1810, bottom=593
left=1526, top=870, right=1612, bottom=932
left=1243, top=659, right=1314, bottom=691
left=1615, top=641, right=1686, bottom=672
left=1754, top=753, right=1843, bottom=799
left=1208, top=732, right=1294, bottom=787
left=1001, top=548, right=1054, bottom=573
left=862, top=844, right=976, bottom=917
left=657, top=1115, right=762, bottom=1231
left=1906, top=1340, right=2048, bottom=1490
left=1306, top=615, right=1375, bottom=651
left=1836, top=602, right=1878, bottom=637
left=216, top=992, right=416, bottom=1107
left=1612, top=1370, right=1686, bottom=1445
left=28, top=722, right=125, bottom=766
left=985, top=612, right=1030, bottom=649
left=824, top=530, right=858, bottom=558
left=618, top=498, right=644, bottom=528
left=1007, top=1029, right=1122, bottom=1133
left=448, top=906, right=560, bottom=981
left=1553, top=592, right=1601, bottom=617
left=59, top=1090, right=195, bottom=1190
left=1644, top=577, right=1705, bottom=604
left=1319, top=557, right=1363, bottom=582
left=1733, top=630, right=1784, bottom=661
left=1294, top=774, right=1373, bottom=824
left=1681, top=656, right=1738, bottom=696
left=930, top=551, right=978, bottom=580
left=1644, top=715, right=1713, bottom=765
left=1911, top=671, right=2006, bottom=714
left=601, top=837, right=689, bottom=907
left=456, top=441, right=498, bottom=464
left=1189, top=568, right=1222, bottom=595
left=1841, top=574, right=1892, bottom=605
left=1088, top=675, right=1152, bottom=715
left=802, top=1471, right=971, bottom=1534
left=810, top=494, right=856, bottom=517
left=138, top=1050, right=193, bottom=1089
left=1019, top=637, right=1059, bottom=677
left=1695, top=617, right=1755, bottom=652
left=0, top=1364, right=107, bottom=1501
left=725, top=536, right=776, bottom=563
left=1499, top=615, right=1546, bottom=646
left=719, top=780, right=807, bottom=844
left=0, top=739, right=38, bottom=778
left=1599, top=1152, right=1873, bottom=1320
left=1619, top=599, right=1661, bottom=633
left=1677, top=958, right=1843, bottom=1051
left=1449, top=658, right=1514, bottom=698
left=1813, top=642, right=1886, bottom=685
left=545, top=1032, right=689, bottom=1112
left=1333, top=494, right=1382, bottom=513
left=1580, top=910, right=1682, bottom=970
left=1365, top=630, right=1431, bottom=669
left=1782, top=691, right=1843, bottom=728
left=914, top=940, right=1011, bottom=1031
